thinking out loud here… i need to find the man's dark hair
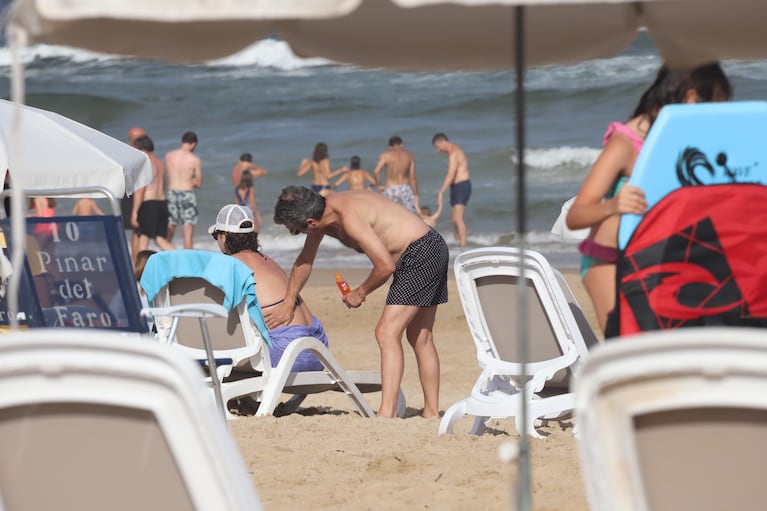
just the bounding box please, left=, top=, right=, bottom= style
left=432, top=132, right=448, bottom=144
left=274, top=186, right=326, bottom=229
left=224, top=229, right=261, bottom=255
left=350, top=155, right=361, bottom=170
left=240, top=152, right=253, bottom=162
left=182, top=131, right=198, bottom=144
left=388, top=135, right=402, bottom=146
left=133, top=135, right=154, bottom=152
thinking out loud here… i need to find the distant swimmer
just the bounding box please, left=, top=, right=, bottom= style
left=372, top=135, right=419, bottom=212
left=333, top=156, right=376, bottom=191
left=297, top=142, right=346, bottom=197
left=72, top=198, right=104, bottom=216
left=434, top=132, right=472, bottom=247
left=231, top=152, right=266, bottom=188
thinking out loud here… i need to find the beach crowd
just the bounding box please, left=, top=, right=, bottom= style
left=107, top=127, right=473, bottom=417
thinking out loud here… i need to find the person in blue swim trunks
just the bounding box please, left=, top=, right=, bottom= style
left=210, top=204, right=329, bottom=372
left=434, top=132, right=472, bottom=247
left=566, top=62, right=731, bottom=334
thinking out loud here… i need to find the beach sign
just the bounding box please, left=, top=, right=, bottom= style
left=1, top=215, right=147, bottom=332
left=618, top=101, right=767, bottom=250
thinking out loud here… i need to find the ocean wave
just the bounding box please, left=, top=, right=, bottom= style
left=515, top=146, right=600, bottom=170
left=0, top=38, right=334, bottom=72
left=0, top=43, right=119, bottom=67
left=206, top=38, right=333, bottom=70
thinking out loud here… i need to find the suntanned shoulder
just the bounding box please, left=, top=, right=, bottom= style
left=329, top=190, right=429, bottom=250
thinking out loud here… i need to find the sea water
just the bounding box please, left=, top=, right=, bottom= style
left=1, top=31, right=766, bottom=271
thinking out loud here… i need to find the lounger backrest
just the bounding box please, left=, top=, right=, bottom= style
left=476, top=274, right=564, bottom=366
left=0, top=329, right=262, bottom=510
left=456, top=247, right=588, bottom=390
left=554, top=271, right=600, bottom=349
left=634, top=407, right=767, bottom=511
left=575, top=327, right=767, bottom=511
left=168, top=276, right=245, bottom=351
left=0, top=403, right=194, bottom=510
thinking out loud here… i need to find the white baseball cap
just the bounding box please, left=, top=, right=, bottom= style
left=208, top=204, right=255, bottom=234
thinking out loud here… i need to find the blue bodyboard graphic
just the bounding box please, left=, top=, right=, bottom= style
left=618, top=101, right=767, bottom=249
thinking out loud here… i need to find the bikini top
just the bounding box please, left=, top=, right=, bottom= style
left=603, top=122, right=644, bottom=154
left=603, top=122, right=644, bottom=199
left=260, top=296, right=303, bottom=309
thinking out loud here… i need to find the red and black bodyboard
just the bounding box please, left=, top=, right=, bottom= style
left=608, top=183, right=767, bottom=337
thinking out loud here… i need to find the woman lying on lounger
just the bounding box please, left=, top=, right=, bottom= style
left=209, top=204, right=329, bottom=371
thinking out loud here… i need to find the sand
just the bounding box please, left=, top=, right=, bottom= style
left=228, top=267, right=599, bottom=511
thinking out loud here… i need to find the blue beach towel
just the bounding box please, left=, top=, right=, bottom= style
left=140, top=250, right=271, bottom=346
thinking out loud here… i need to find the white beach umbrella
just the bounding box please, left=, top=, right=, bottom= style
left=6, top=0, right=767, bottom=68
left=0, top=99, right=152, bottom=198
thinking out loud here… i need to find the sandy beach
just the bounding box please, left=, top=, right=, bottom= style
left=228, top=266, right=598, bottom=511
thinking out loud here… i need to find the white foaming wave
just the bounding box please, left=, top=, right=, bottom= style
left=514, top=146, right=600, bottom=170
left=527, top=54, right=660, bottom=91
left=206, top=38, right=333, bottom=70
left=0, top=43, right=120, bottom=67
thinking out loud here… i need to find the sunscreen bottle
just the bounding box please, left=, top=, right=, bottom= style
left=335, top=272, right=351, bottom=296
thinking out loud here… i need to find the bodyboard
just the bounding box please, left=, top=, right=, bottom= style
left=618, top=101, right=767, bottom=250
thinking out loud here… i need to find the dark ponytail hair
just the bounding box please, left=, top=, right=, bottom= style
left=632, top=62, right=731, bottom=127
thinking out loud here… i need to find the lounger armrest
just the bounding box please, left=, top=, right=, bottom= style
left=477, top=344, right=579, bottom=394
left=141, top=303, right=228, bottom=319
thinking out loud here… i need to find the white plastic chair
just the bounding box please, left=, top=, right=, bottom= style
left=439, top=246, right=594, bottom=437
left=575, top=327, right=767, bottom=511
left=142, top=251, right=405, bottom=419
left=0, top=329, right=261, bottom=511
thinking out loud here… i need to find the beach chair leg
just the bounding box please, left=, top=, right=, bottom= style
left=438, top=400, right=468, bottom=435
left=470, top=416, right=489, bottom=435
left=274, top=394, right=307, bottom=416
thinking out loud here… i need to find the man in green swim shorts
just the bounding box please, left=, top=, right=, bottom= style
left=165, top=131, right=202, bottom=249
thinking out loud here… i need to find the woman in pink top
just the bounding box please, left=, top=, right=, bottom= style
left=566, top=63, right=732, bottom=334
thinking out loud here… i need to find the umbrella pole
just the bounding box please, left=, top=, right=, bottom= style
left=514, top=6, right=532, bottom=511
left=6, top=24, right=29, bottom=330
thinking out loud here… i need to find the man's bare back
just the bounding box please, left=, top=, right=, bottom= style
left=166, top=149, right=201, bottom=191
left=322, top=191, right=429, bottom=260
left=143, top=153, right=167, bottom=200
left=373, top=141, right=416, bottom=189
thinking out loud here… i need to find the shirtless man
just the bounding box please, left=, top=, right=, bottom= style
left=433, top=132, right=472, bottom=248
left=165, top=131, right=201, bottom=249
left=333, top=156, right=376, bottom=191
left=132, top=135, right=175, bottom=252
left=231, top=152, right=267, bottom=188
left=372, top=135, right=419, bottom=212
left=265, top=186, right=448, bottom=418
left=124, top=126, right=147, bottom=262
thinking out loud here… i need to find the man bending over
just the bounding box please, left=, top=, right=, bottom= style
left=264, top=186, right=448, bottom=418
